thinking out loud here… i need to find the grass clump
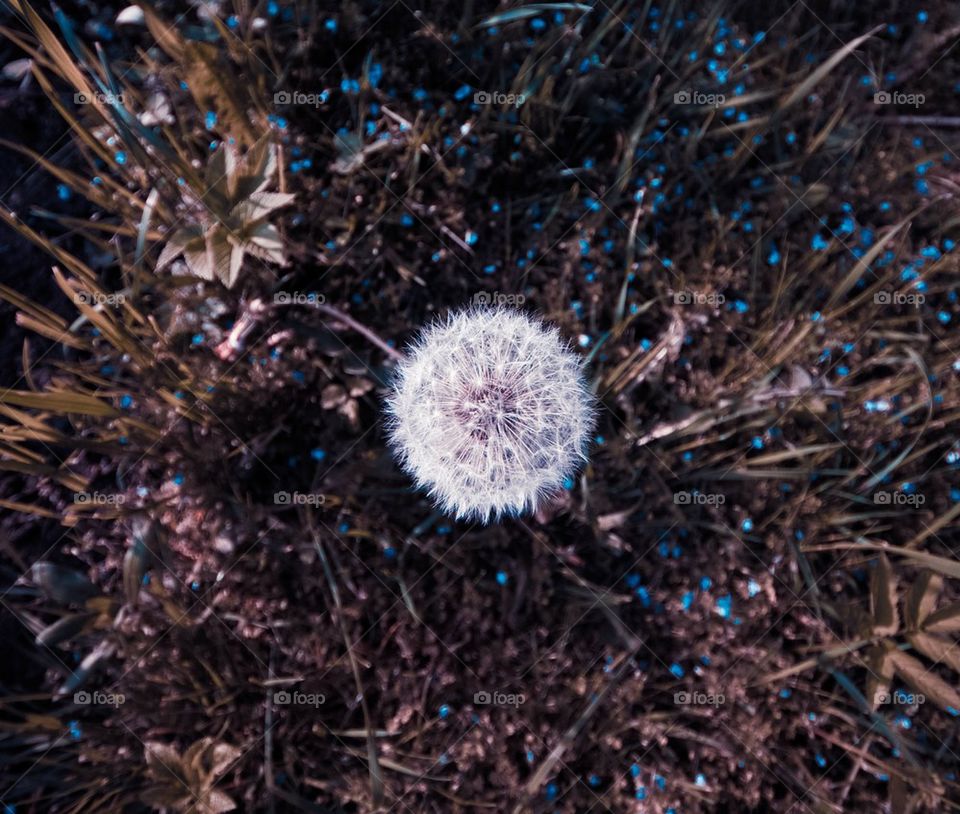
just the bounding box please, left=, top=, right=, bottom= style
left=0, top=1, right=959, bottom=812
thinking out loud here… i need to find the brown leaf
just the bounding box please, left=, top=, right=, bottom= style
left=864, top=642, right=895, bottom=711
left=924, top=601, right=960, bottom=634
left=322, top=384, right=347, bottom=409
left=246, top=223, right=287, bottom=267
left=347, top=377, right=375, bottom=398
left=208, top=232, right=234, bottom=288
left=904, top=571, right=942, bottom=631
left=225, top=244, right=244, bottom=289
left=156, top=228, right=204, bottom=272
left=144, top=741, right=186, bottom=783
left=906, top=631, right=960, bottom=676
left=207, top=742, right=241, bottom=778
left=139, top=786, right=192, bottom=810
left=184, top=247, right=215, bottom=282
left=183, top=738, right=240, bottom=782
left=889, top=649, right=960, bottom=715
left=203, top=789, right=238, bottom=814
left=230, top=191, right=295, bottom=224
left=870, top=554, right=899, bottom=636
left=205, top=141, right=236, bottom=205
left=233, top=134, right=276, bottom=199
left=249, top=222, right=283, bottom=252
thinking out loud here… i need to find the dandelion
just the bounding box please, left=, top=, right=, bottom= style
left=386, top=307, right=594, bottom=522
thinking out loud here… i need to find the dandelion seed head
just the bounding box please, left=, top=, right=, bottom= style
left=386, top=307, right=594, bottom=522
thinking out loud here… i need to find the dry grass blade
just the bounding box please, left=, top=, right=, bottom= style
left=779, top=26, right=883, bottom=113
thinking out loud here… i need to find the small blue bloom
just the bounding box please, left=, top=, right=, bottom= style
left=715, top=594, right=732, bottom=618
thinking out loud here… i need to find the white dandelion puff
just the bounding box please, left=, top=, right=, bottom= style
left=386, top=306, right=595, bottom=522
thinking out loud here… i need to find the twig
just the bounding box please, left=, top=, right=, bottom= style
left=315, top=303, right=405, bottom=361
left=264, top=646, right=276, bottom=814
left=876, top=115, right=960, bottom=128
left=309, top=513, right=385, bottom=807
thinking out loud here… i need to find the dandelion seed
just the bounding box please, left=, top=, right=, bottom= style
left=386, top=308, right=594, bottom=522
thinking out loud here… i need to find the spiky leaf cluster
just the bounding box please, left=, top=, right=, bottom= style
left=156, top=135, right=294, bottom=287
